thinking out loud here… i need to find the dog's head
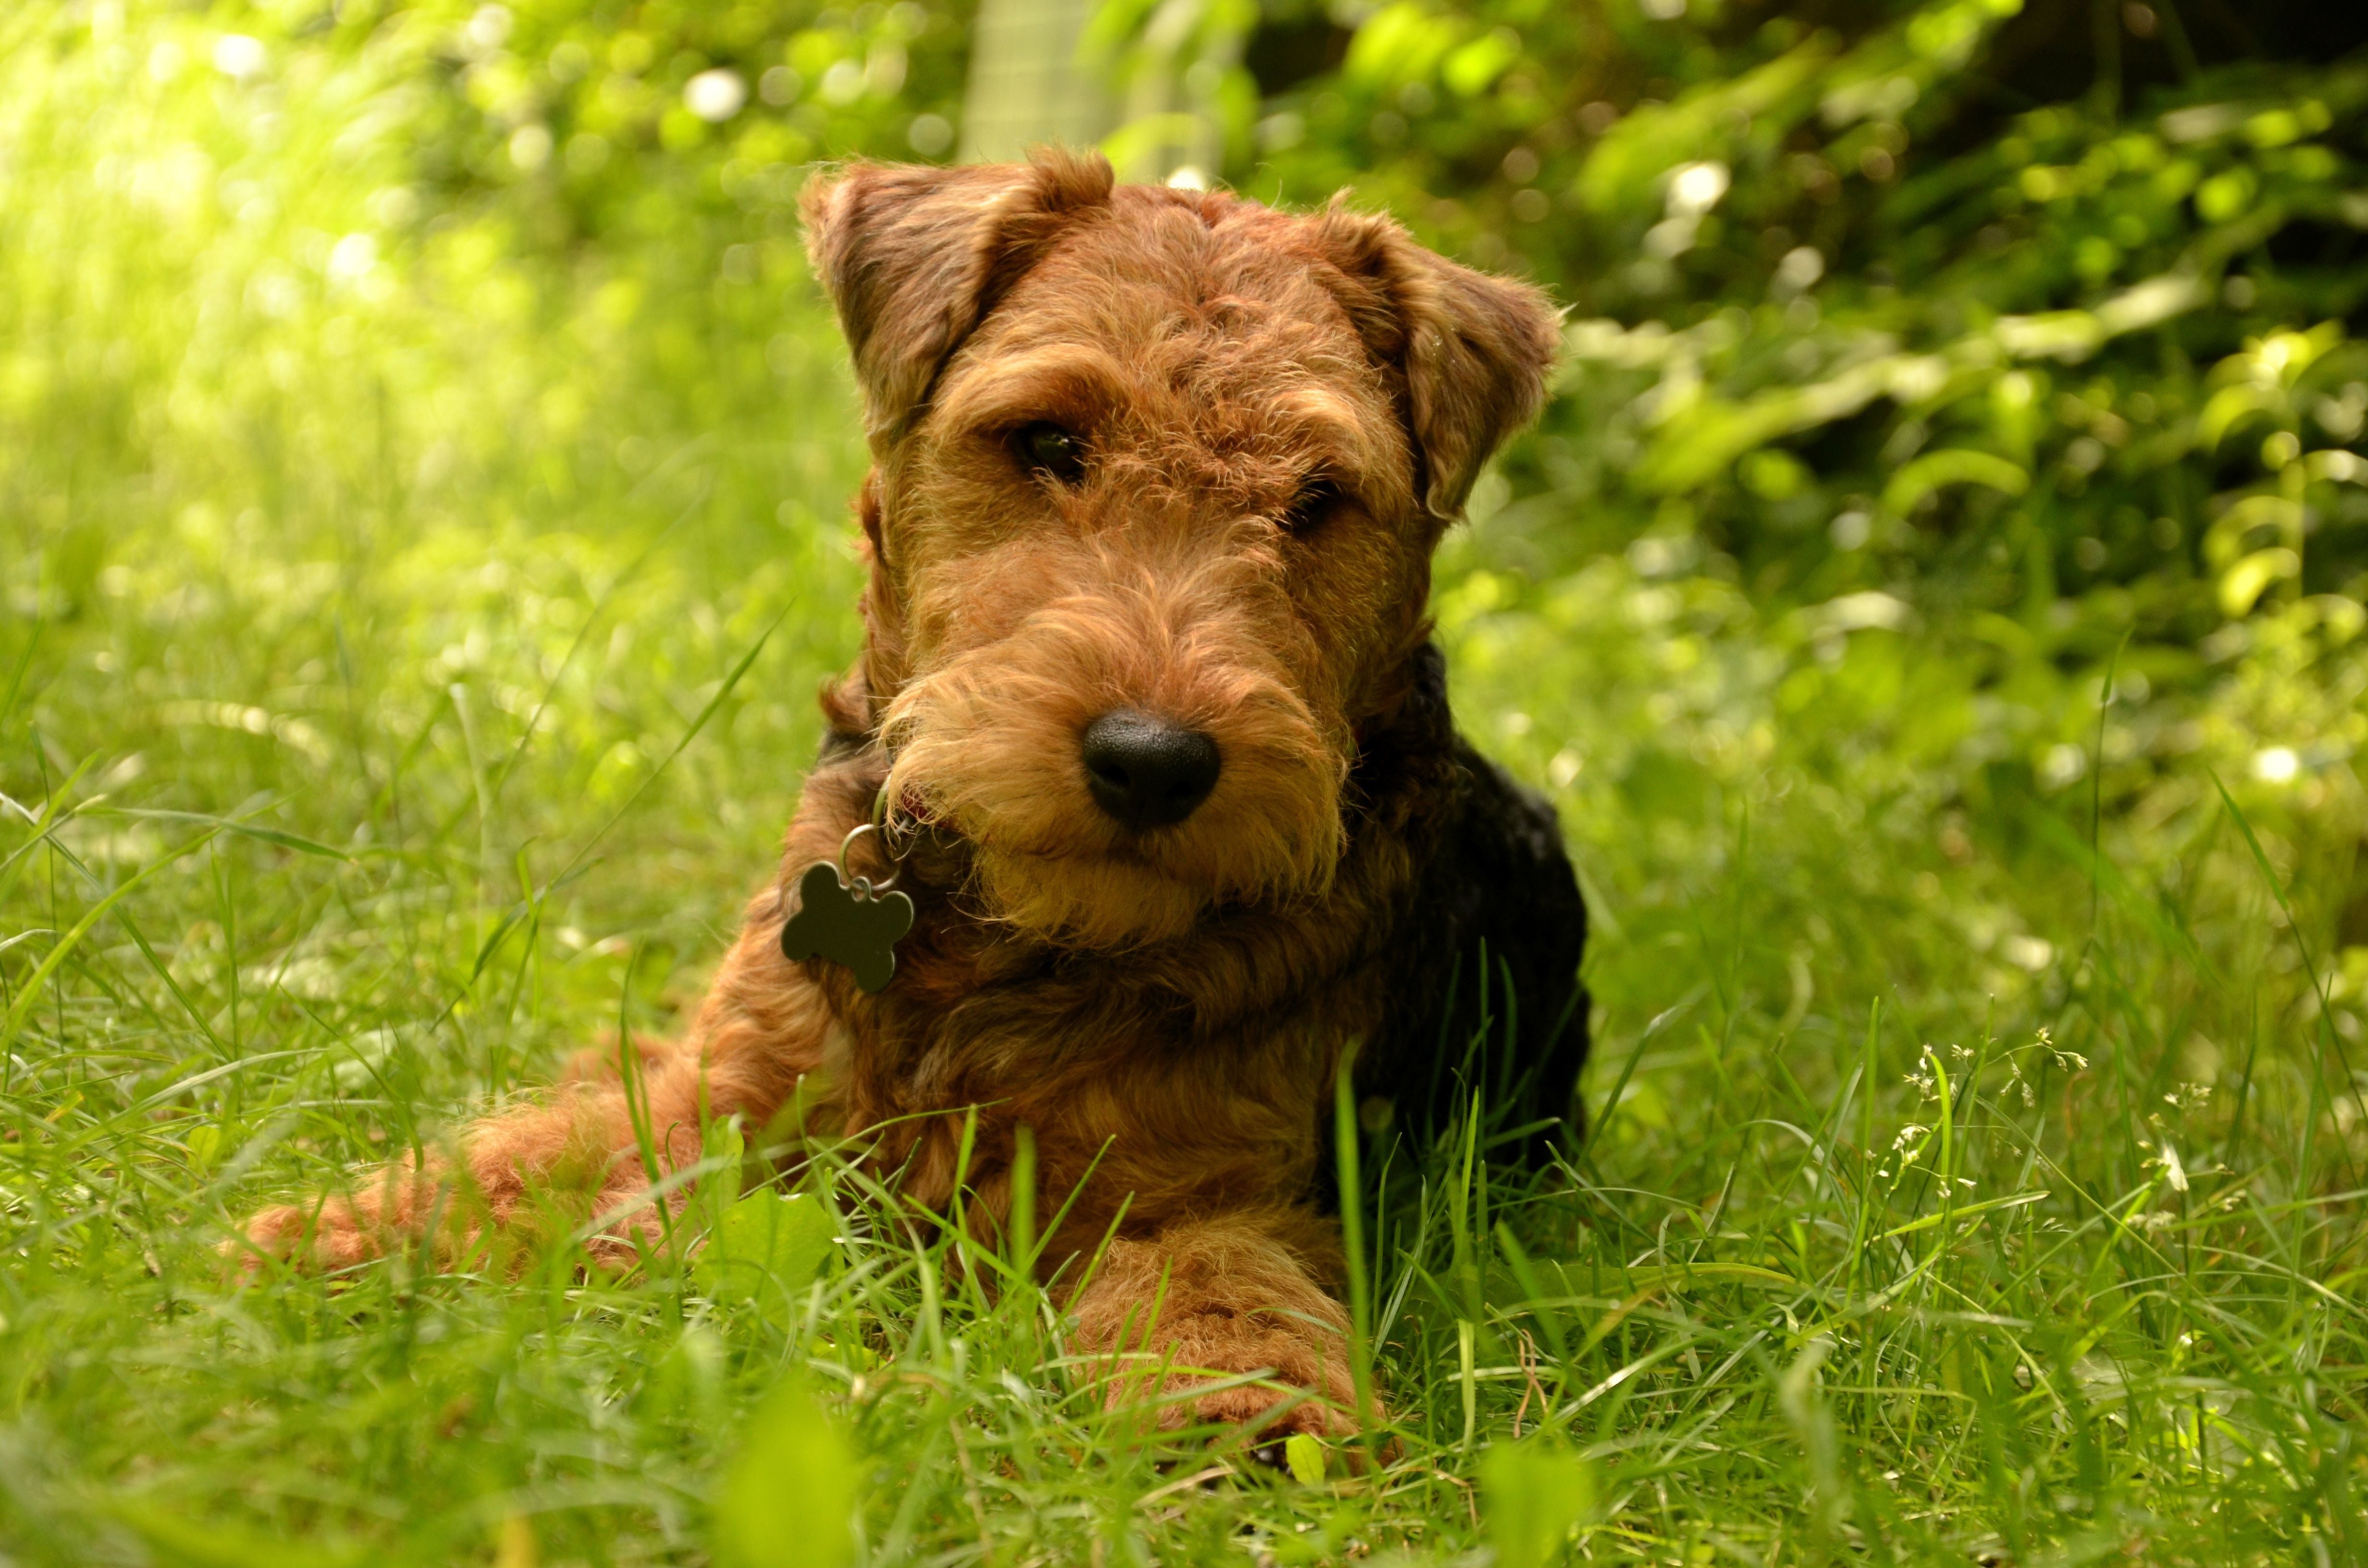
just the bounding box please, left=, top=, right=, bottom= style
left=802, top=151, right=1558, bottom=951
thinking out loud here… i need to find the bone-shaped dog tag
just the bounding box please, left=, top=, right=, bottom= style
left=779, top=859, right=913, bottom=993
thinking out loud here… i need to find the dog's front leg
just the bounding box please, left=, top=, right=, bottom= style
left=1067, top=1205, right=1367, bottom=1442
left=238, top=1051, right=708, bottom=1272
left=237, top=923, right=839, bottom=1273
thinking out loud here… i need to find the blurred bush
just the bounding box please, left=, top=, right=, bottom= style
left=1227, top=0, right=2368, bottom=622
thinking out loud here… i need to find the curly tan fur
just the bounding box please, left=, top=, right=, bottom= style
left=239, top=150, right=1568, bottom=1443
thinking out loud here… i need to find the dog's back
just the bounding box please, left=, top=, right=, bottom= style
left=1342, top=642, right=1590, bottom=1178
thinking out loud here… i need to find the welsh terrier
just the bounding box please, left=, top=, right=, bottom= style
left=244, top=150, right=1589, bottom=1443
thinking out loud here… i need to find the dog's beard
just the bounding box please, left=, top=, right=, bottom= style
left=879, top=564, right=1347, bottom=952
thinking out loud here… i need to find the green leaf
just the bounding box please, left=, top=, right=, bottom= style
left=1343, top=3, right=1464, bottom=91
left=1577, top=40, right=1833, bottom=216
left=2218, top=547, right=2299, bottom=617
left=183, top=1123, right=222, bottom=1171
left=2197, top=383, right=2277, bottom=450
left=712, top=1377, right=859, bottom=1568
left=1738, top=448, right=1813, bottom=501
left=1443, top=28, right=1519, bottom=97
left=694, top=1186, right=836, bottom=1320
left=1482, top=1437, right=1596, bottom=1568
left=1283, top=1432, right=1326, bottom=1485
left=1880, top=448, right=2030, bottom=514
left=705, top=1120, right=749, bottom=1237
left=2195, top=166, right=2257, bottom=222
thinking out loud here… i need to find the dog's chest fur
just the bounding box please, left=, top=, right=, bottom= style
left=778, top=643, right=1586, bottom=1238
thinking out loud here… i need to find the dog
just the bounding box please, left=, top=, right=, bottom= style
left=243, top=149, right=1589, bottom=1443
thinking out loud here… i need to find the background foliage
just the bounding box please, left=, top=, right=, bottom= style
left=2, top=0, right=2365, bottom=1563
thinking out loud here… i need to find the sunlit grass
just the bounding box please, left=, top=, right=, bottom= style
left=4, top=5, right=2366, bottom=1565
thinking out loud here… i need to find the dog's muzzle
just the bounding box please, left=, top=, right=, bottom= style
left=1079, top=710, right=1221, bottom=831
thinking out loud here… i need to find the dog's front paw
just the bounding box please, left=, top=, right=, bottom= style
left=1073, top=1214, right=1381, bottom=1448
left=232, top=1194, right=402, bottom=1275
left=571, top=1177, right=689, bottom=1270
left=227, top=1159, right=466, bottom=1276
left=1185, top=1370, right=1363, bottom=1441
left=1102, top=1310, right=1369, bottom=1442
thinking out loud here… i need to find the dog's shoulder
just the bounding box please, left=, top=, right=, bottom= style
left=1350, top=644, right=1590, bottom=1160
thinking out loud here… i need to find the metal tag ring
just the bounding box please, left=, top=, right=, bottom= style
left=835, top=820, right=898, bottom=894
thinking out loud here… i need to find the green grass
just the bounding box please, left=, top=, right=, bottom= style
left=5, top=7, right=2367, bottom=1566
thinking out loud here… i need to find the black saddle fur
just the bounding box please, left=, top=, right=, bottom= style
left=1344, top=643, right=1591, bottom=1175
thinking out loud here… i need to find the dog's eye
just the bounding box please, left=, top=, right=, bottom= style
left=1013, top=422, right=1087, bottom=486
left=1283, top=478, right=1344, bottom=532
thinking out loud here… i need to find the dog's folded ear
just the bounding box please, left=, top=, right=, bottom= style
left=802, top=151, right=1115, bottom=448
left=1311, top=208, right=1563, bottom=523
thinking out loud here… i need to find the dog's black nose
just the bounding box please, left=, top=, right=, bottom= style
left=1080, top=710, right=1220, bottom=831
